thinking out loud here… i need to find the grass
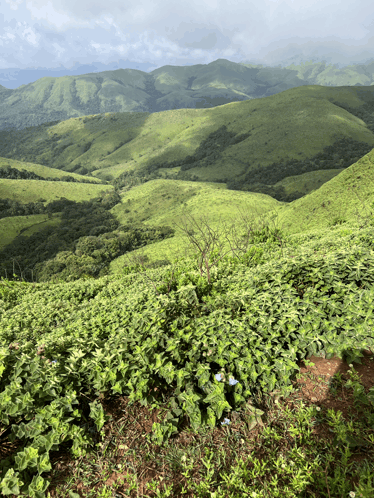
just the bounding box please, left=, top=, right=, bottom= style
left=0, top=156, right=104, bottom=184
left=107, top=149, right=374, bottom=272
left=0, top=179, right=113, bottom=208
left=1, top=84, right=374, bottom=188
left=2, top=185, right=374, bottom=498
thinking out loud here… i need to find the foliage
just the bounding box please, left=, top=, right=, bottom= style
left=0, top=220, right=374, bottom=497
left=1, top=67, right=374, bottom=496
left=0, top=190, right=175, bottom=284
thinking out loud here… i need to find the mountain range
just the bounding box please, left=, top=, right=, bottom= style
left=1, top=57, right=374, bottom=132
left=1, top=57, right=374, bottom=281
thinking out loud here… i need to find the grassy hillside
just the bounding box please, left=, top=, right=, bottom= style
left=108, top=179, right=283, bottom=271
left=260, top=150, right=374, bottom=236
left=1, top=74, right=374, bottom=281
left=2, top=58, right=374, bottom=132
left=4, top=146, right=369, bottom=278
left=0, top=178, right=114, bottom=252
left=104, top=145, right=374, bottom=272
left=0, top=85, right=373, bottom=191
left=0, top=178, right=113, bottom=206
left=0, top=213, right=61, bottom=252
left=271, top=167, right=345, bottom=198
left=0, top=156, right=103, bottom=183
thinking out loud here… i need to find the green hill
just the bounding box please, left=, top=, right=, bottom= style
left=0, top=156, right=104, bottom=183
left=1, top=63, right=374, bottom=283
left=0, top=178, right=112, bottom=207
left=105, top=146, right=374, bottom=271
left=0, top=213, right=61, bottom=253
left=2, top=58, right=374, bottom=132
left=0, top=84, right=374, bottom=197
left=260, top=150, right=374, bottom=236
left=108, top=179, right=283, bottom=270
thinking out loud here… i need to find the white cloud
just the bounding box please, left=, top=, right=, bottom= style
left=1, top=0, right=374, bottom=70
left=25, top=0, right=73, bottom=29
left=5, top=0, right=24, bottom=11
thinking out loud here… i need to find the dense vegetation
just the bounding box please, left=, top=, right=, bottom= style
left=0, top=212, right=373, bottom=497
left=0, top=189, right=174, bottom=283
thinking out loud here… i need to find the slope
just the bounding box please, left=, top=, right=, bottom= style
left=2, top=58, right=374, bottom=132
left=0, top=179, right=114, bottom=252
left=0, top=156, right=104, bottom=183
left=0, top=84, right=373, bottom=205
left=260, top=148, right=374, bottom=237
left=106, top=149, right=374, bottom=272
left=108, top=178, right=284, bottom=272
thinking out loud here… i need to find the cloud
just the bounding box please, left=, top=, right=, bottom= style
left=1, top=0, right=374, bottom=70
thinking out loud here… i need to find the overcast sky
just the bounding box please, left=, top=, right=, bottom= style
left=1, top=0, right=374, bottom=74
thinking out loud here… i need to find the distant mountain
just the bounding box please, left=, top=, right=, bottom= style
left=240, top=43, right=374, bottom=69
left=1, top=58, right=374, bottom=132
left=0, top=60, right=161, bottom=90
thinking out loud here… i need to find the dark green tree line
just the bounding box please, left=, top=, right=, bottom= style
left=0, top=190, right=174, bottom=284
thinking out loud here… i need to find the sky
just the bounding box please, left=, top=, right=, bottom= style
left=1, top=0, right=374, bottom=88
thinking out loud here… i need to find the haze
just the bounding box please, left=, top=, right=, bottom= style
left=1, top=0, right=374, bottom=88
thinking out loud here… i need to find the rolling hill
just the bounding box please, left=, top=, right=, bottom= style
left=1, top=83, right=374, bottom=199
left=1, top=58, right=374, bottom=283
left=1, top=58, right=374, bottom=133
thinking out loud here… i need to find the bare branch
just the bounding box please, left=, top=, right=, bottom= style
left=123, top=246, right=180, bottom=297
left=172, top=200, right=289, bottom=283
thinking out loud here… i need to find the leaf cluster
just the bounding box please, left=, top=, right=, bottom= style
left=1, top=223, right=374, bottom=496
